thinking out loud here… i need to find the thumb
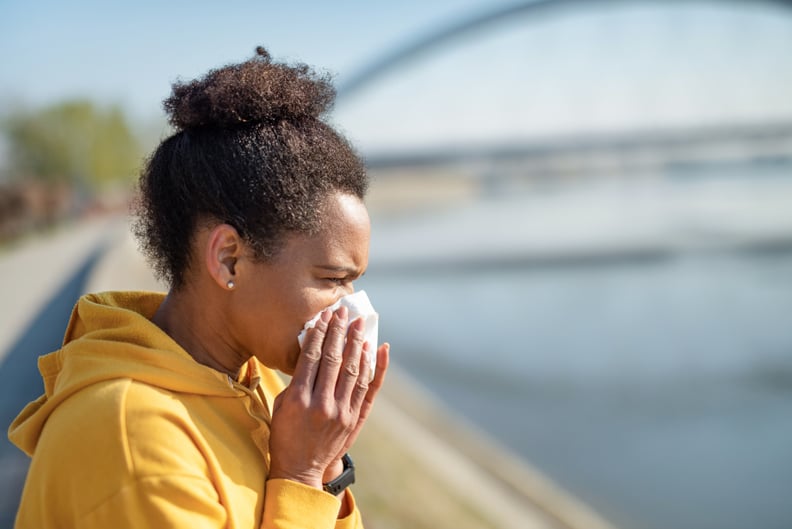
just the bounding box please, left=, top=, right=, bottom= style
left=272, top=389, right=286, bottom=413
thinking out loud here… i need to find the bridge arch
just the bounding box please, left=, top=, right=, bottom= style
left=337, top=0, right=792, bottom=101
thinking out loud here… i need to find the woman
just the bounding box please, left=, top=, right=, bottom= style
left=9, top=47, right=389, bottom=529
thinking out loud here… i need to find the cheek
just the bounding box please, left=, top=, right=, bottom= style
left=248, top=283, right=345, bottom=356
left=287, top=289, right=346, bottom=348
left=283, top=289, right=333, bottom=340
left=301, top=284, right=347, bottom=317
left=273, top=289, right=348, bottom=374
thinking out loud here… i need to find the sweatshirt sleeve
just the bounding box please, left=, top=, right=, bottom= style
left=261, top=479, right=364, bottom=529
left=336, top=488, right=365, bottom=529
left=71, top=476, right=365, bottom=529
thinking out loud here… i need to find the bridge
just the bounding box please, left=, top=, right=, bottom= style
left=334, top=0, right=792, bottom=183
left=337, top=0, right=792, bottom=101
left=363, top=120, right=792, bottom=180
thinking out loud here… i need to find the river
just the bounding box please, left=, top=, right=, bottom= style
left=359, top=165, right=792, bottom=529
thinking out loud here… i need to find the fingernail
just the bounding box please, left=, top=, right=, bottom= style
left=360, top=342, right=371, bottom=370
left=336, top=305, right=348, bottom=320
left=320, top=309, right=332, bottom=323
left=349, top=317, right=364, bottom=333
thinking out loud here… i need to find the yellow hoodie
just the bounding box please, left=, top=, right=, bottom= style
left=8, top=291, right=363, bottom=529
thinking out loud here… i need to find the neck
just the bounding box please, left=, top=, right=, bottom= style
left=152, top=287, right=248, bottom=379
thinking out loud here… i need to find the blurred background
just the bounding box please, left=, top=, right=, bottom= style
left=1, top=1, right=792, bottom=529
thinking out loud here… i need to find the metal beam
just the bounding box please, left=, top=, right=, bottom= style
left=337, top=0, right=792, bottom=101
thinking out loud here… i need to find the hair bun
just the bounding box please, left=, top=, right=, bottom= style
left=164, top=46, right=335, bottom=130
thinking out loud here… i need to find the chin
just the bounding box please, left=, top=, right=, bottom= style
left=269, top=343, right=301, bottom=376
left=253, top=338, right=300, bottom=374
left=284, top=345, right=302, bottom=375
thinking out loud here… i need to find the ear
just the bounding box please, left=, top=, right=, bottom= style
left=205, top=224, right=243, bottom=291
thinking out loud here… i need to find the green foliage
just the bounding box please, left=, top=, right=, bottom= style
left=2, top=100, right=143, bottom=190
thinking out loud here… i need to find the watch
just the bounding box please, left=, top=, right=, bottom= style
left=323, top=453, right=355, bottom=495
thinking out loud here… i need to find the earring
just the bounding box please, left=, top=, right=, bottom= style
left=227, top=280, right=236, bottom=290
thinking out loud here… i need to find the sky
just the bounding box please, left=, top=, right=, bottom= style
left=1, top=0, right=792, bottom=153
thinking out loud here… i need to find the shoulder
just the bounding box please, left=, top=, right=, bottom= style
left=40, top=378, right=134, bottom=467
left=23, top=382, right=228, bottom=529
left=117, top=381, right=216, bottom=480
left=22, top=379, right=140, bottom=521
left=42, top=378, right=209, bottom=478
left=26, top=379, right=216, bottom=514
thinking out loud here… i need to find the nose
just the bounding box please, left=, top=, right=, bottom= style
left=331, top=284, right=354, bottom=305
left=340, top=284, right=355, bottom=299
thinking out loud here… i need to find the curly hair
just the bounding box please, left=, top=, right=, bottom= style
left=133, top=47, right=368, bottom=290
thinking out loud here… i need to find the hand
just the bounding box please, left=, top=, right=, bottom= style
left=268, top=305, right=390, bottom=489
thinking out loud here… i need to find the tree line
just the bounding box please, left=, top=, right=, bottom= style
left=0, top=100, right=146, bottom=242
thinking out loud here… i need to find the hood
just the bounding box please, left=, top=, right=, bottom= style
left=9, top=291, right=240, bottom=456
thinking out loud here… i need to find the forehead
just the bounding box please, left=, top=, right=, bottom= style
left=279, top=193, right=371, bottom=265
left=319, top=193, right=370, bottom=238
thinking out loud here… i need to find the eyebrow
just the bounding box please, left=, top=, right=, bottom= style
left=316, top=265, right=365, bottom=276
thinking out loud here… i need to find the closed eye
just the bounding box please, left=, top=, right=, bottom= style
left=316, top=265, right=364, bottom=287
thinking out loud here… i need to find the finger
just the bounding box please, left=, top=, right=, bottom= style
left=290, top=309, right=332, bottom=394
left=338, top=343, right=390, bottom=456
left=334, top=318, right=366, bottom=404
left=352, top=342, right=389, bottom=421
left=346, top=340, right=372, bottom=412
left=367, top=343, right=389, bottom=403
left=272, top=389, right=284, bottom=413
left=312, top=305, right=349, bottom=398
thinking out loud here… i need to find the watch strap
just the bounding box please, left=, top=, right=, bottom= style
left=322, top=453, right=355, bottom=495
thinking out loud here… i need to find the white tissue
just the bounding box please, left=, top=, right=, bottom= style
left=297, top=290, right=379, bottom=381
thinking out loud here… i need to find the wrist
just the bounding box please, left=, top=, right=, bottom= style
left=322, top=457, right=344, bottom=484
left=268, top=465, right=324, bottom=490
left=322, top=453, right=355, bottom=497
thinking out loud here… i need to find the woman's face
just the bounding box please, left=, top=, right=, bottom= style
left=231, top=192, right=371, bottom=374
